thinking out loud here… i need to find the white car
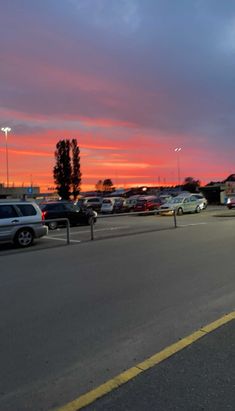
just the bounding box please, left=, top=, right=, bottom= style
left=101, top=197, right=124, bottom=213
left=0, top=201, right=48, bottom=247
left=159, top=194, right=203, bottom=215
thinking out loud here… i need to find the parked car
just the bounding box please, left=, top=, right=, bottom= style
left=159, top=194, right=203, bottom=215
left=0, top=201, right=48, bottom=247
left=122, top=196, right=140, bottom=212
left=133, top=196, right=162, bottom=213
left=101, top=197, right=125, bottom=214
left=227, top=196, right=235, bottom=209
left=79, top=197, right=103, bottom=212
left=40, top=201, right=97, bottom=229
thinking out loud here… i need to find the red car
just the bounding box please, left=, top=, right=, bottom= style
left=133, top=196, right=162, bottom=213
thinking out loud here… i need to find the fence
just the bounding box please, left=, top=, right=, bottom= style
left=89, top=209, right=177, bottom=241
left=0, top=211, right=177, bottom=247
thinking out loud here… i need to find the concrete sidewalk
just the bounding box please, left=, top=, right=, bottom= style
left=83, top=319, right=235, bottom=411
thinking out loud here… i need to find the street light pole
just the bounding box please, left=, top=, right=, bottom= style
left=1, top=127, right=11, bottom=188
left=174, top=147, right=182, bottom=186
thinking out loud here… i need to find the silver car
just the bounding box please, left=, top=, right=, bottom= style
left=0, top=201, right=48, bottom=247
left=159, top=195, right=203, bottom=215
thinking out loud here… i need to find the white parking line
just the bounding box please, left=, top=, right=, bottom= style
left=46, top=237, right=81, bottom=243
left=46, top=226, right=130, bottom=238
left=178, top=222, right=208, bottom=227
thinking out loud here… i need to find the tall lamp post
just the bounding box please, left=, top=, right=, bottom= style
left=1, top=127, right=11, bottom=188
left=174, top=147, right=182, bottom=186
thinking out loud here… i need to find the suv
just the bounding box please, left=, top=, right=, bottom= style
left=79, top=197, right=103, bottom=212
left=0, top=201, right=48, bottom=247
left=40, top=201, right=97, bottom=229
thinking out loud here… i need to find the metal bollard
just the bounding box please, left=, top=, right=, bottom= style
left=66, top=220, right=70, bottom=244
left=90, top=217, right=94, bottom=240
left=173, top=209, right=177, bottom=228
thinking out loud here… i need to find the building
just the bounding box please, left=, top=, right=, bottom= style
left=0, top=183, right=40, bottom=199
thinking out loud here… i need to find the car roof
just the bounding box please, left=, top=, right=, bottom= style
left=0, top=200, right=36, bottom=205
left=83, top=196, right=102, bottom=200
left=137, top=195, right=157, bottom=200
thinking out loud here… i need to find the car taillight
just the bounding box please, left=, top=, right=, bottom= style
left=42, top=211, right=47, bottom=220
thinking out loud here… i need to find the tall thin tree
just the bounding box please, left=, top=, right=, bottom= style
left=71, top=139, right=82, bottom=199
left=53, top=139, right=72, bottom=200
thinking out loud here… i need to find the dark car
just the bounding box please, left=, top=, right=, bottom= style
left=133, top=196, right=162, bottom=213
left=79, top=197, right=103, bottom=212
left=40, top=201, right=97, bottom=230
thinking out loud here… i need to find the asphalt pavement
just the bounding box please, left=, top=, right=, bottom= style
left=83, top=318, right=235, bottom=411
left=0, top=206, right=235, bottom=410
left=0, top=205, right=226, bottom=256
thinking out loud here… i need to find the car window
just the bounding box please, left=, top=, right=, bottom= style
left=64, top=203, right=79, bottom=211
left=16, top=204, right=37, bottom=216
left=190, top=196, right=197, bottom=202
left=0, top=205, right=18, bottom=219
left=171, top=197, right=183, bottom=204
left=87, top=198, right=100, bottom=203
left=103, top=199, right=112, bottom=204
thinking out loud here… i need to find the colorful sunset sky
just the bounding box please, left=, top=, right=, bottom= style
left=1, top=0, right=235, bottom=192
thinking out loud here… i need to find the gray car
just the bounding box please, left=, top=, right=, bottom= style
left=0, top=201, right=48, bottom=247
left=159, top=194, right=203, bottom=215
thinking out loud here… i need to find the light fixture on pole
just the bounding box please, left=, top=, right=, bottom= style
left=174, top=147, right=182, bottom=186
left=1, top=127, right=11, bottom=188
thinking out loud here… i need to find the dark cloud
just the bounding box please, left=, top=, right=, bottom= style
left=1, top=0, right=235, bottom=146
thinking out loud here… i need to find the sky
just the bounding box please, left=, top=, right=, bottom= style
left=1, top=0, right=235, bottom=192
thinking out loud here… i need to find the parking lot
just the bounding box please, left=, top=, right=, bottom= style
left=1, top=204, right=235, bottom=411
left=0, top=205, right=229, bottom=256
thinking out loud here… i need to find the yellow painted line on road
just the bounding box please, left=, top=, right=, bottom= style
left=56, top=311, right=235, bottom=411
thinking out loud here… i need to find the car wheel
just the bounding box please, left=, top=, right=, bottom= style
left=48, top=221, right=58, bottom=230
left=177, top=207, right=183, bottom=215
left=195, top=205, right=201, bottom=213
left=14, top=228, right=34, bottom=248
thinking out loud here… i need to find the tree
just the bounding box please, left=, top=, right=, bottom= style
left=103, top=178, right=114, bottom=192
left=95, top=180, right=103, bottom=191
left=182, top=177, right=200, bottom=193
left=71, top=139, right=82, bottom=200
left=53, top=139, right=72, bottom=200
